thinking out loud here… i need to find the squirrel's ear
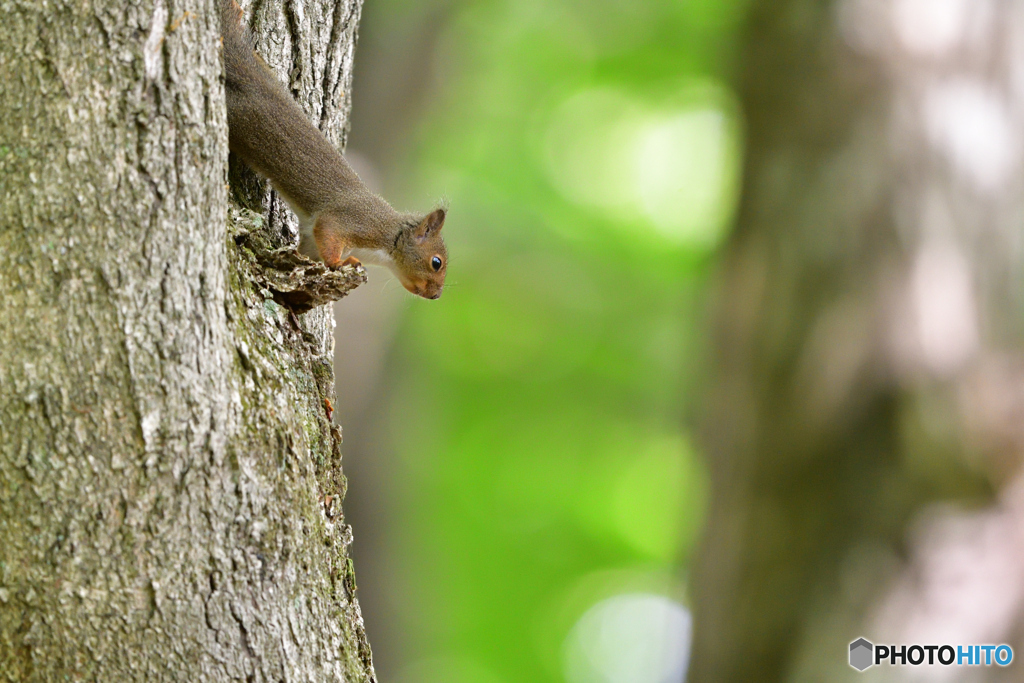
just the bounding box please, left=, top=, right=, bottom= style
left=414, top=208, right=446, bottom=239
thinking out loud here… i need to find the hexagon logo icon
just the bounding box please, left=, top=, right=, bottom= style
left=850, top=638, right=874, bottom=671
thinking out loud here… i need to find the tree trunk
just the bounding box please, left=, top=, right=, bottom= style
left=691, top=1, right=1024, bottom=681
left=0, top=0, right=375, bottom=680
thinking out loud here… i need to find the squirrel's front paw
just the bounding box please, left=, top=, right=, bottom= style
left=340, top=256, right=361, bottom=268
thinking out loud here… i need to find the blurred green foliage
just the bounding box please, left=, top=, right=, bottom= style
left=369, top=0, right=750, bottom=680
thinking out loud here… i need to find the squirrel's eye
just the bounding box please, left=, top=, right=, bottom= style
left=431, top=256, right=443, bottom=271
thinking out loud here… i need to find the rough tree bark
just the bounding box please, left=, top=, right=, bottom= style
left=0, top=0, right=376, bottom=680
left=691, top=1, right=1024, bottom=681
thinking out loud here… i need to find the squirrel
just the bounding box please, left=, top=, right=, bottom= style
left=220, top=0, right=447, bottom=299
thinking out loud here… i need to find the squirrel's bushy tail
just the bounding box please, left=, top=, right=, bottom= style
left=220, top=0, right=266, bottom=92
left=220, top=0, right=247, bottom=44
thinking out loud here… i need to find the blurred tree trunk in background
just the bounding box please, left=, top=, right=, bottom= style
left=0, top=0, right=374, bottom=680
left=691, top=0, right=1024, bottom=681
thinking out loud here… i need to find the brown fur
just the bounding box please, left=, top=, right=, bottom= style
left=313, top=214, right=346, bottom=267
left=220, top=0, right=447, bottom=299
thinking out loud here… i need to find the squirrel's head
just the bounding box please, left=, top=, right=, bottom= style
left=393, top=208, right=447, bottom=300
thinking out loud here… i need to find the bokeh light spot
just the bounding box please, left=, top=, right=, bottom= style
left=543, top=84, right=740, bottom=250
left=563, top=593, right=692, bottom=683
left=611, top=435, right=704, bottom=563
left=633, top=108, right=733, bottom=246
